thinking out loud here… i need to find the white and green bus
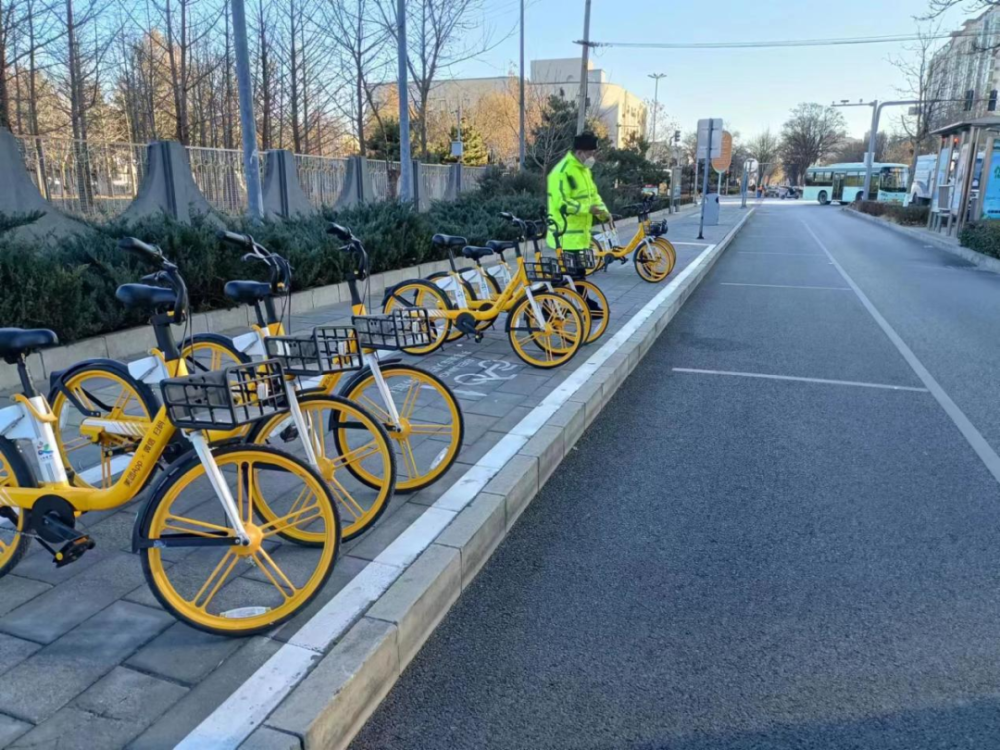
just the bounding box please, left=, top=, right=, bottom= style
left=802, top=162, right=909, bottom=205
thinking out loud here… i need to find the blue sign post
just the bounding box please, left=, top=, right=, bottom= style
left=981, top=145, right=1000, bottom=221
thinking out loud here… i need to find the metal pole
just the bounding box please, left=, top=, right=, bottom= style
left=863, top=101, right=880, bottom=202
left=648, top=73, right=665, bottom=148
left=518, top=0, right=525, bottom=169
left=231, top=0, right=263, bottom=220
left=741, top=160, right=749, bottom=208
left=698, top=119, right=713, bottom=240
left=693, top=159, right=699, bottom=205
left=396, top=0, right=412, bottom=202
left=576, top=0, right=592, bottom=134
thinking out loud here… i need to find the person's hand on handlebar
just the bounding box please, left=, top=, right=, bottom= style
left=590, top=205, right=610, bottom=222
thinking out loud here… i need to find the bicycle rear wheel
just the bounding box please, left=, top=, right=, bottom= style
left=0, top=437, right=36, bottom=578
left=507, top=292, right=584, bottom=369
left=573, top=280, right=610, bottom=343
left=634, top=238, right=674, bottom=283
left=140, top=444, right=340, bottom=636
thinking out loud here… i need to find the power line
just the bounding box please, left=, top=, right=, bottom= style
left=586, top=31, right=990, bottom=50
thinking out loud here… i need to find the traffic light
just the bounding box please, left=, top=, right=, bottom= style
left=965, top=89, right=975, bottom=111
left=674, top=130, right=681, bottom=144
left=989, top=90, right=998, bottom=112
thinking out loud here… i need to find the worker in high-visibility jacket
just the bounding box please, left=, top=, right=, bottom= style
left=547, top=131, right=610, bottom=252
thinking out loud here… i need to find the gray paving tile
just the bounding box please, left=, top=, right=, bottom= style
left=0, top=714, right=31, bottom=748
left=0, top=633, right=41, bottom=678
left=12, top=543, right=114, bottom=587
left=0, top=576, right=51, bottom=618
left=270, top=553, right=370, bottom=644
left=343, top=501, right=427, bottom=561
left=461, top=391, right=528, bottom=418
left=10, top=667, right=188, bottom=749
left=0, top=601, right=173, bottom=724
left=460, top=412, right=500, bottom=445
left=0, top=553, right=147, bottom=644
left=125, top=622, right=245, bottom=686
left=128, top=636, right=281, bottom=750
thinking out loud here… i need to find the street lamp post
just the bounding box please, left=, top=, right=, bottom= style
left=648, top=73, right=666, bottom=150
left=519, top=0, right=525, bottom=169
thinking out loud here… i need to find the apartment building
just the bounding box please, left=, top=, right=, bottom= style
left=928, top=9, right=1000, bottom=130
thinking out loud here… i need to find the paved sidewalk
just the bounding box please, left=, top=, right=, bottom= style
left=0, top=203, right=743, bottom=750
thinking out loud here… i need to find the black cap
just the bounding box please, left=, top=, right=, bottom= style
left=573, top=132, right=598, bottom=151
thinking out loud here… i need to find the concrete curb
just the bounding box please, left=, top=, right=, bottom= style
left=841, top=207, right=1000, bottom=275
left=254, top=208, right=755, bottom=750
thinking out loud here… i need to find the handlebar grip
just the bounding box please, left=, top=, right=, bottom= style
left=498, top=212, right=513, bottom=221
left=327, top=223, right=352, bottom=241
left=118, top=237, right=163, bottom=264
left=216, top=229, right=252, bottom=247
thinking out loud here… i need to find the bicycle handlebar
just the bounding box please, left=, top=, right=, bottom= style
left=215, top=230, right=292, bottom=295
left=216, top=229, right=253, bottom=248
left=118, top=237, right=165, bottom=266
left=118, top=237, right=188, bottom=322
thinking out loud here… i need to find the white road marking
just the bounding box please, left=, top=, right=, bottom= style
left=178, top=210, right=755, bottom=750
left=672, top=368, right=929, bottom=393
left=720, top=282, right=850, bottom=291
left=671, top=241, right=712, bottom=247
left=735, top=251, right=826, bottom=257
left=453, top=388, right=487, bottom=398
left=802, top=219, right=1000, bottom=485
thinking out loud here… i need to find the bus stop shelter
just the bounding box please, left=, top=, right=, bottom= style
left=927, top=116, right=1000, bottom=236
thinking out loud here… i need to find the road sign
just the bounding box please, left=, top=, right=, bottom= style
left=712, top=131, right=733, bottom=173
left=696, top=118, right=723, bottom=160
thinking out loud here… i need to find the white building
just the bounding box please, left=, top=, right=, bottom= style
left=928, top=9, right=1000, bottom=130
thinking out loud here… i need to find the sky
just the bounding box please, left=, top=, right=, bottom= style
left=453, top=0, right=975, bottom=141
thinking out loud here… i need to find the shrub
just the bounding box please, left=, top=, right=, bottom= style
left=959, top=221, right=1000, bottom=259
left=854, top=200, right=929, bottom=227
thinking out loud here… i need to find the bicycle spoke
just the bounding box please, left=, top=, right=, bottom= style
left=252, top=549, right=298, bottom=601
left=327, top=475, right=366, bottom=520
left=407, top=422, right=452, bottom=435
left=359, top=395, right=392, bottom=424
left=191, top=551, right=240, bottom=611
left=328, top=440, right=381, bottom=471
left=400, top=382, right=420, bottom=420
left=260, top=499, right=324, bottom=537
left=162, top=514, right=234, bottom=538
left=399, top=438, right=420, bottom=480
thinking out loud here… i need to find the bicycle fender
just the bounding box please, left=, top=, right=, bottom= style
left=131, top=445, right=197, bottom=553
left=381, top=279, right=457, bottom=310
left=47, top=358, right=138, bottom=415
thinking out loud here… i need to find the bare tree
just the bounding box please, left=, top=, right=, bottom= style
left=747, top=128, right=781, bottom=186
left=779, top=103, right=846, bottom=186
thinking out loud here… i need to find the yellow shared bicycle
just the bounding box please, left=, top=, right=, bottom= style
left=0, top=239, right=343, bottom=636
left=382, top=219, right=586, bottom=369
left=589, top=197, right=677, bottom=283
left=180, top=228, right=465, bottom=495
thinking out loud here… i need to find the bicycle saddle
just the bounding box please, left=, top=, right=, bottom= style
left=116, top=284, right=177, bottom=312
left=0, top=328, right=58, bottom=362
left=432, top=233, right=467, bottom=248
left=461, top=246, right=494, bottom=261
left=224, top=280, right=272, bottom=304
left=486, top=240, right=517, bottom=252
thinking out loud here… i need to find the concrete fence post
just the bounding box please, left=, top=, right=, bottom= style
left=122, top=141, right=216, bottom=224
left=334, top=157, right=360, bottom=210
left=0, top=127, right=87, bottom=240
left=356, top=157, right=374, bottom=203
left=410, top=159, right=422, bottom=209
left=446, top=163, right=462, bottom=201
left=261, top=149, right=314, bottom=219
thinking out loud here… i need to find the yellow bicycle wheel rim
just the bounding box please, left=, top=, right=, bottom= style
left=508, top=293, right=584, bottom=369
left=343, top=369, right=463, bottom=492
left=181, top=339, right=245, bottom=371
left=144, top=448, right=338, bottom=634
left=635, top=239, right=673, bottom=282
left=653, top=237, right=677, bottom=276
left=548, top=288, right=591, bottom=353
left=0, top=452, right=29, bottom=576
left=252, top=398, right=394, bottom=541
left=384, top=282, right=452, bottom=354
left=574, top=280, right=610, bottom=343
left=50, top=370, right=154, bottom=489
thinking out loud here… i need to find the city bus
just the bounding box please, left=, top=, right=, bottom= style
left=802, top=162, right=909, bottom=205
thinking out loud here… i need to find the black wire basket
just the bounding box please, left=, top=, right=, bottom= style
left=160, top=360, right=288, bottom=430
left=558, top=249, right=598, bottom=274
left=264, top=326, right=363, bottom=376
left=353, top=309, right=433, bottom=351
left=523, top=257, right=561, bottom=283
left=648, top=220, right=668, bottom=237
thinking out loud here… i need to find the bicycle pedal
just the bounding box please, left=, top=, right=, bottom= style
left=53, top=535, right=95, bottom=567
left=279, top=424, right=299, bottom=443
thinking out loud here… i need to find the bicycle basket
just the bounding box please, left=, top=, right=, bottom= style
left=160, top=360, right=288, bottom=430
left=523, top=257, right=561, bottom=283
left=649, top=220, right=668, bottom=237
left=558, top=250, right=597, bottom=273
left=264, top=327, right=363, bottom=376
left=353, top=309, right=433, bottom=351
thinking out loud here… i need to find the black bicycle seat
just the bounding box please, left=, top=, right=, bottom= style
left=432, top=234, right=467, bottom=248
left=0, top=328, right=58, bottom=362
left=461, top=246, right=494, bottom=261
left=487, top=240, right=517, bottom=252
left=224, top=280, right=272, bottom=305
left=116, top=284, right=177, bottom=312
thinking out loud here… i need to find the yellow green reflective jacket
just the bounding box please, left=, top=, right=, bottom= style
left=547, top=151, right=606, bottom=250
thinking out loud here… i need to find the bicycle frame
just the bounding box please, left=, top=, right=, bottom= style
left=436, top=249, right=551, bottom=328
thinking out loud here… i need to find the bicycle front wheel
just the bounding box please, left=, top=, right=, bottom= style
left=338, top=364, right=464, bottom=493
left=0, top=436, right=37, bottom=578
left=249, top=394, right=396, bottom=541
left=507, top=292, right=585, bottom=369
left=634, top=238, right=675, bottom=283
left=573, top=280, right=610, bottom=344
left=383, top=280, right=453, bottom=355
left=140, top=444, right=340, bottom=636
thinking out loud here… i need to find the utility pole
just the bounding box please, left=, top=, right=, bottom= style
left=519, top=0, right=525, bottom=169
left=575, top=0, right=592, bottom=134
left=397, top=0, right=412, bottom=202
left=231, top=0, right=263, bottom=220
left=697, top=118, right=714, bottom=240
left=648, top=73, right=666, bottom=149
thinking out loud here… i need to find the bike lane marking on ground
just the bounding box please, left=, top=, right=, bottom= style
left=672, top=367, right=930, bottom=393
left=178, top=210, right=754, bottom=750
left=802, top=219, right=1000, bottom=485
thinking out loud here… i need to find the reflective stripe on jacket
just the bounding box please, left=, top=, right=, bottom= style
left=547, top=151, right=606, bottom=250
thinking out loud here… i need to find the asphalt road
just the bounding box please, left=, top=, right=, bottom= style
left=351, top=204, right=1000, bottom=750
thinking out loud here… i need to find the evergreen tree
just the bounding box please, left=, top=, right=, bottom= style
left=438, top=118, right=489, bottom=165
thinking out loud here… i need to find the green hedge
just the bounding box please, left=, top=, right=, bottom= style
left=0, top=182, right=663, bottom=345
left=959, top=221, right=1000, bottom=258
left=853, top=200, right=929, bottom=226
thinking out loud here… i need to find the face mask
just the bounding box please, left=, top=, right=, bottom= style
left=584, top=157, right=596, bottom=168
